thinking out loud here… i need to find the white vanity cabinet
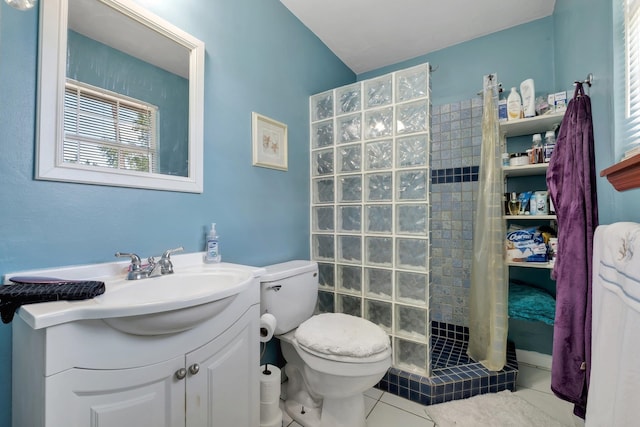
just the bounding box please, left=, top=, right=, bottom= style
left=12, top=276, right=260, bottom=427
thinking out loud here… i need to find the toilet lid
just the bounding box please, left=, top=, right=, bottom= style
left=294, top=313, right=390, bottom=358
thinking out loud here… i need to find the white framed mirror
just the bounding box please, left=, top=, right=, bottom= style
left=36, top=0, right=205, bottom=193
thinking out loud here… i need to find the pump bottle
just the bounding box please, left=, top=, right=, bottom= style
left=205, top=223, right=221, bottom=263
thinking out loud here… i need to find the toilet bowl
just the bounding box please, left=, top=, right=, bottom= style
left=260, top=261, right=391, bottom=427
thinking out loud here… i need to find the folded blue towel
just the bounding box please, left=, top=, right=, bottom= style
left=0, top=280, right=105, bottom=323
left=508, top=282, right=556, bottom=325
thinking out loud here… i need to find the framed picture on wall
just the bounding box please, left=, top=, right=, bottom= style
left=252, top=112, right=288, bottom=171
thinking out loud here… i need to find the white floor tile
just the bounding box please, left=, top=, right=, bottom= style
left=515, top=388, right=575, bottom=426
left=364, top=387, right=384, bottom=401
left=379, top=392, right=431, bottom=419
left=517, top=363, right=552, bottom=393
left=366, top=401, right=435, bottom=427
left=364, top=396, right=377, bottom=418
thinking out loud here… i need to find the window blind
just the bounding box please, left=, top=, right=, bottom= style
left=63, top=80, right=158, bottom=173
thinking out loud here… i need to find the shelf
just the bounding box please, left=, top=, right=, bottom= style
left=504, top=215, right=556, bottom=220
left=600, top=153, right=640, bottom=191
left=507, top=261, right=554, bottom=270
left=499, top=112, right=565, bottom=138
left=503, top=163, right=549, bottom=177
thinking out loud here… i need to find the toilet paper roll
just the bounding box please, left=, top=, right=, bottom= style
left=260, top=400, right=281, bottom=425
left=260, top=313, right=277, bottom=343
left=260, top=409, right=282, bottom=427
left=260, top=364, right=281, bottom=404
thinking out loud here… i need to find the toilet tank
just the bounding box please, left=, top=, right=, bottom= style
left=260, top=260, right=318, bottom=335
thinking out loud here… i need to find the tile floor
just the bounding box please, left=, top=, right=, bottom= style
left=279, top=363, right=580, bottom=427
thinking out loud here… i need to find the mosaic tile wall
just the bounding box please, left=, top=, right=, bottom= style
left=429, top=97, right=482, bottom=326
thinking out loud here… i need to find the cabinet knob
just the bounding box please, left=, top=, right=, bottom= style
left=188, top=363, right=200, bottom=375
left=175, top=368, right=187, bottom=380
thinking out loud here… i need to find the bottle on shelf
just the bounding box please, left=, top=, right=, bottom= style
left=544, top=130, right=556, bottom=162
left=531, top=134, right=543, bottom=164
left=507, top=87, right=523, bottom=121
left=508, top=192, right=521, bottom=215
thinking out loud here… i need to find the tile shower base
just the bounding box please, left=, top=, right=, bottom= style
left=376, top=322, right=518, bottom=405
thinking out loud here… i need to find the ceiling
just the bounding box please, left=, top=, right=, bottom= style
left=280, top=0, right=556, bottom=75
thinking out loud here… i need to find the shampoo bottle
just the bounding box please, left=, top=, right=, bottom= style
left=205, top=223, right=221, bottom=263
left=507, top=87, right=522, bottom=121
left=520, top=78, right=536, bottom=118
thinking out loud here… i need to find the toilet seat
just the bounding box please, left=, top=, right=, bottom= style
left=294, top=313, right=390, bottom=362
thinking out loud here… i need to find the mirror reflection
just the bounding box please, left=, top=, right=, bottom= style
left=36, top=0, right=205, bottom=192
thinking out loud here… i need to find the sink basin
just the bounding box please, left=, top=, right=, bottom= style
left=3, top=255, right=264, bottom=332
left=99, top=269, right=250, bottom=335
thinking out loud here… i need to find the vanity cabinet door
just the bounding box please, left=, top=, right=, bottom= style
left=185, top=305, right=260, bottom=427
left=45, top=355, right=185, bottom=427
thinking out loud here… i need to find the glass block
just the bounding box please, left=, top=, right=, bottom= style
left=338, top=175, right=362, bottom=202
left=365, top=140, right=393, bottom=170
left=338, top=205, right=361, bottom=232
left=396, top=271, right=428, bottom=305
left=311, top=90, right=333, bottom=121
left=365, top=205, right=392, bottom=234
left=365, top=268, right=393, bottom=299
left=338, top=144, right=361, bottom=173
left=365, top=107, right=393, bottom=139
left=365, top=236, right=393, bottom=266
left=395, top=305, right=427, bottom=341
left=313, top=206, right=334, bottom=232
left=396, top=204, right=428, bottom=235
left=397, top=170, right=427, bottom=200
left=366, top=173, right=393, bottom=202
left=337, top=264, right=362, bottom=294
left=396, top=64, right=429, bottom=103
left=396, top=100, right=428, bottom=135
left=318, top=263, right=335, bottom=290
left=337, top=294, right=361, bottom=317
left=337, top=114, right=362, bottom=144
left=338, top=235, right=361, bottom=264
left=312, top=234, right=334, bottom=261
left=312, top=120, right=334, bottom=148
left=365, top=299, right=393, bottom=332
left=317, top=290, right=335, bottom=313
left=397, top=135, right=428, bottom=168
left=336, top=83, right=361, bottom=114
left=313, top=149, right=334, bottom=176
left=395, top=338, right=428, bottom=375
left=313, top=178, right=334, bottom=203
left=396, top=238, right=428, bottom=271
left=364, top=74, right=392, bottom=109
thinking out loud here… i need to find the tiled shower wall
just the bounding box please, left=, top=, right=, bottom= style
left=311, top=64, right=431, bottom=376
left=429, top=97, right=482, bottom=326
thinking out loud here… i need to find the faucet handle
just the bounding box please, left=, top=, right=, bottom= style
left=115, top=252, right=142, bottom=271
left=158, top=246, right=183, bottom=275
left=161, top=246, right=184, bottom=260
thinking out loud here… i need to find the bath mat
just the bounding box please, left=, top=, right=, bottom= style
left=426, top=390, right=566, bottom=427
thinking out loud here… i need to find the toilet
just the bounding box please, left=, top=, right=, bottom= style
left=260, top=260, right=392, bottom=427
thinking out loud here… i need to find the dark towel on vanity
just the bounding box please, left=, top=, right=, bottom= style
left=0, top=281, right=105, bottom=323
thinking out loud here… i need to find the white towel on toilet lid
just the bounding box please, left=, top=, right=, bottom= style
left=295, top=313, right=390, bottom=358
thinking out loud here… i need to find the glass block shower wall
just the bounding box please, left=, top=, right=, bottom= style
left=310, top=63, right=431, bottom=376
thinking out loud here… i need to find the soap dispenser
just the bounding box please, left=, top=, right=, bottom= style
left=205, top=223, right=221, bottom=263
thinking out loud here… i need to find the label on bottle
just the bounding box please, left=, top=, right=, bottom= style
left=206, top=239, right=220, bottom=261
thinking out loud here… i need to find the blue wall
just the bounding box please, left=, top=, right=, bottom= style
left=0, top=0, right=354, bottom=424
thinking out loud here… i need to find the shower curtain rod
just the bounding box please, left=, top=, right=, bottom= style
left=475, top=73, right=594, bottom=96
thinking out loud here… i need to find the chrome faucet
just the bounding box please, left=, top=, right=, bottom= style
left=115, top=246, right=184, bottom=280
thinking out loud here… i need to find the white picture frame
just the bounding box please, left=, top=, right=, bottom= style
left=252, top=112, right=288, bottom=171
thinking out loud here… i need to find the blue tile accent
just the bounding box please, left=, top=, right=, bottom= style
left=375, top=321, right=518, bottom=406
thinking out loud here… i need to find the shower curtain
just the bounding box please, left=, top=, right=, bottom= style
left=546, top=82, right=598, bottom=419
left=467, top=80, right=508, bottom=371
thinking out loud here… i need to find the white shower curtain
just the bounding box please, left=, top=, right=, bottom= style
left=467, top=81, right=508, bottom=371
